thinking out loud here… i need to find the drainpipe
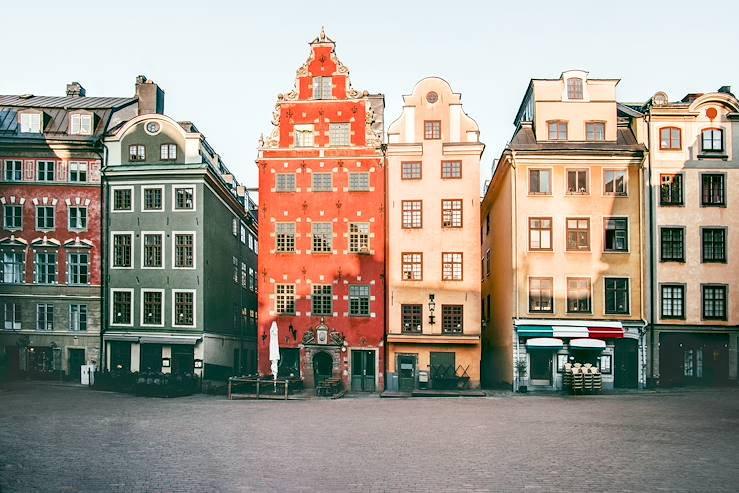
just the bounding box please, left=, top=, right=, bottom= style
left=381, top=142, right=388, bottom=392
left=94, top=139, right=109, bottom=372
left=645, top=111, right=657, bottom=387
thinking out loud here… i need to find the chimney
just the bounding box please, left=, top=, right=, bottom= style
left=718, top=85, right=732, bottom=95
left=66, top=82, right=86, bottom=97
left=135, top=75, right=165, bottom=115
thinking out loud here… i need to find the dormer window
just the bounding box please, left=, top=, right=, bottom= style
left=294, top=124, right=315, bottom=147
left=586, top=122, right=605, bottom=141
left=312, top=77, right=332, bottom=99
left=19, top=112, right=41, bottom=133
left=659, top=127, right=681, bottom=150
left=567, top=78, right=583, bottom=100
left=69, top=113, right=92, bottom=135
left=547, top=121, right=568, bottom=141
left=701, top=128, right=723, bottom=152
left=129, top=145, right=145, bottom=161
left=160, top=144, right=177, bottom=160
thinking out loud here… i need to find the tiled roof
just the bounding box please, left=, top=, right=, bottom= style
left=509, top=125, right=645, bottom=153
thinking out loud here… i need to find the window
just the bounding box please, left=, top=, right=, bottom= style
left=69, top=162, right=88, bottom=182
left=702, top=228, right=726, bottom=263
left=276, top=284, right=295, bottom=314
left=566, top=218, right=590, bottom=251
left=349, top=285, right=370, bottom=316
left=401, top=252, right=422, bottom=281
left=442, top=305, right=463, bottom=334
left=160, top=144, right=177, bottom=160
left=547, top=121, right=567, bottom=140
left=567, top=169, right=588, bottom=194
left=402, top=200, right=422, bottom=228
left=401, top=304, right=422, bottom=333
left=232, top=257, right=238, bottom=283
left=175, top=187, right=194, bottom=209
left=68, top=207, right=87, bottom=230
left=312, top=77, right=332, bottom=99
left=312, top=223, right=332, bottom=253
left=129, top=145, right=145, bottom=161
left=529, top=169, right=551, bottom=194
left=348, top=172, right=369, bottom=191
left=605, top=278, right=629, bottom=314
left=566, top=78, right=583, bottom=99
left=112, top=234, right=132, bottom=267
left=276, top=173, right=296, bottom=192
left=485, top=250, right=491, bottom=276
left=143, top=188, right=162, bottom=210
left=70, top=304, right=87, bottom=331
left=701, top=174, right=725, bottom=206
left=659, top=127, right=681, bottom=150
left=4, top=205, right=22, bottom=230
left=4, top=160, right=22, bottom=181
left=112, top=290, right=132, bottom=325
left=143, top=291, right=163, bottom=325
left=660, top=228, right=684, bottom=262
left=424, top=120, right=441, bottom=140
left=441, top=199, right=462, bottom=228
left=529, top=217, right=552, bottom=250
left=567, top=277, right=591, bottom=313
left=702, top=285, right=727, bottom=320
left=604, top=218, right=628, bottom=252
left=143, top=234, right=163, bottom=267
left=37, top=161, right=54, bottom=181
left=276, top=223, right=296, bottom=253
left=661, top=285, right=685, bottom=319
left=294, top=125, right=314, bottom=147
left=660, top=174, right=683, bottom=205
left=240, top=224, right=246, bottom=244
left=1, top=251, right=24, bottom=283
left=312, top=285, right=332, bottom=316
left=3, top=303, right=21, bottom=330
left=442, top=252, right=463, bottom=281
left=20, top=113, right=41, bottom=133
left=701, top=128, right=723, bottom=152
left=348, top=223, right=369, bottom=253
left=586, top=122, right=605, bottom=142
left=174, top=234, right=194, bottom=268
left=34, top=251, right=57, bottom=284
left=69, top=114, right=92, bottom=135
left=329, top=123, right=350, bottom=146
left=113, top=189, right=132, bottom=211
left=232, top=218, right=238, bottom=237
left=36, top=206, right=54, bottom=230
left=441, top=161, right=462, bottom=178
left=401, top=162, right=421, bottom=180
left=67, top=252, right=89, bottom=284
left=529, top=277, right=553, bottom=313
left=604, top=170, right=627, bottom=196
left=174, top=291, right=194, bottom=326
left=248, top=267, right=256, bottom=291
left=36, top=304, right=53, bottom=330
left=312, top=173, right=332, bottom=192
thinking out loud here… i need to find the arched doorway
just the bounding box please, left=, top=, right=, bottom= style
left=312, top=351, right=333, bottom=386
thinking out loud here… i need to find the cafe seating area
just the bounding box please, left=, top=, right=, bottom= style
left=562, top=363, right=602, bottom=394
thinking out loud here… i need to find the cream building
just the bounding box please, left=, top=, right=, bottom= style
left=482, top=71, right=647, bottom=391
left=385, top=77, right=483, bottom=392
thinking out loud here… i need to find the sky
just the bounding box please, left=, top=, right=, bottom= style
left=4, top=0, right=738, bottom=193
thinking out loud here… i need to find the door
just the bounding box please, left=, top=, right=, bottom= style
left=529, top=351, right=552, bottom=386
left=351, top=350, right=376, bottom=392
left=430, top=352, right=456, bottom=389
left=4, top=346, right=20, bottom=377
left=68, top=349, right=85, bottom=382
left=614, top=339, right=638, bottom=388
left=140, top=344, right=163, bottom=373
left=312, top=351, right=333, bottom=386
left=109, top=342, right=131, bottom=372
left=171, top=345, right=194, bottom=374
left=397, top=354, right=416, bottom=392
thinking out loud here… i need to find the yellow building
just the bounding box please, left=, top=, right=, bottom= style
left=482, top=71, right=647, bottom=390
left=385, top=77, right=484, bottom=392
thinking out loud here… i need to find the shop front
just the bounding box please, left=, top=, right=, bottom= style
left=104, top=333, right=203, bottom=377
left=658, top=332, right=732, bottom=387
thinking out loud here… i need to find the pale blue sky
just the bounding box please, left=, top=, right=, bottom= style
left=4, top=1, right=738, bottom=189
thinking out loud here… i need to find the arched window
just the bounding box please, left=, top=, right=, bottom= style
left=659, top=127, right=681, bottom=150
left=701, top=128, right=723, bottom=152
left=566, top=78, right=583, bottom=100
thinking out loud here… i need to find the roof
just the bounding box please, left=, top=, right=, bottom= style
left=509, top=125, right=645, bottom=153
left=0, top=95, right=135, bottom=109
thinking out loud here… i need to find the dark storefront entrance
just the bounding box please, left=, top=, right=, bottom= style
left=171, top=345, right=194, bottom=374
left=140, top=344, right=162, bottom=372
left=312, top=351, right=333, bottom=386
left=614, top=339, right=638, bottom=388
left=397, top=354, right=417, bottom=392
left=109, top=342, right=131, bottom=371
left=68, top=349, right=85, bottom=381
left=430, top=351, right=456, bottom=389
left=659, top=332, right=729, bottom=386
left=351, top=350, right=375, bottom=392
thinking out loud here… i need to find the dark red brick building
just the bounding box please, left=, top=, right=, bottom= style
left=257, top=30, right=385, bottom=392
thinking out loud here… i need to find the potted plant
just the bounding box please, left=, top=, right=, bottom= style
left=515, top=358, right=528, bottom=393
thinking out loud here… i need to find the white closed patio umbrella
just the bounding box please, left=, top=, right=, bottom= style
left=268, top=321, right=280, bottom=382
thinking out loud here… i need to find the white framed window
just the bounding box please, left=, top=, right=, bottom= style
left=276, top=173, right=296, bottom=192
left=129, top=145, right=146, bottom=161
left=20, top=112, right=41, bottom=133
left=68, top=207, right=87, bottom=230
left=4, top=160, right=23, bottom=181
left=111, top=289, right=133, bottom=326
left=69, top=162, right=88, bottom=182
left=36, top=206, right=55, bottom=230
left=173, top=185, right=195, bottom=210
left=4, top=303, right=21, bottom=330
left=604, top=169, right=627, bottom=196
left=141, top=289, right=165, bottom=327
left=67, top=252, right=90, bottom=285
left=232, top=218, right=238, bottom=237
left=111, top=232, right=134, bottom=268
left=312, top=77, right=332, bottom=99
left=142, top=186, right=164, bottom=211
left=36, top=303, right=54, bottom=330
left=276, top=284, right=295, bottom=314
left=312, top=222, right=333, bottom=253
left=172, top=231, right=195, bottom=269
left=70, top=304, right=87, bottom=331
left=1, top=251, right=25, bottom=284
left=329, top=123, right=350, bottom=146
left=69, top=114, right=92, bottom=135
left=111, top=186, right=133, bottom=212
left=349, top=172, right=369, bottom=191
left=37, top=161, right=55, bottom=181
left=312, top=172, right=332, bottom=191
left=348, top=223, right=369, bottom=253
left=172, top=289, right=196, bottom=327
left=34, top=251, right=57, bottom=284
left=141, top=232, right=164, bottom=269
left=160, top=143, right=177, bottom=160
left=4, top=204, right=22, bottom=230
left=240, top=223, right=246, bottom=244
left=253, top=237, right=258, bottom=254
left=294, top=124, right=314, bottom=147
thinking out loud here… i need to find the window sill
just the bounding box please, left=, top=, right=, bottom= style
left=527, top=193, right=552, bottom=197
left=700, top=203, right=726, bottom=208
left=659, top=203, right=684, bottom=207
left=702, top=260, right=727, bottom=264
left=603, top=249, right=630, bottom=254
left=697, top=154, right=728, bottom=160
left=566, top=193, right=590, bottom=196
left=659, top=259, right=685, bottom=263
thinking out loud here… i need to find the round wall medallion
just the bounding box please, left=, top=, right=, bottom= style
left=426, top=91, right=439, bottom=104
left=144, top=121, right=161, bottom=135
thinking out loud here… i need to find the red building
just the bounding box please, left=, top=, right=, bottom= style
left=257, top=30, right=385, bottom=392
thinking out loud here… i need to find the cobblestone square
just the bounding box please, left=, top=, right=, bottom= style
left=1, top=384, right=738, bottom=492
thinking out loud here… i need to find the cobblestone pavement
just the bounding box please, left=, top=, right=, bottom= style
left=1, top=384, right=738, bottom=492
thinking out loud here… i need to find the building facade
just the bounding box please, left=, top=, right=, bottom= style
left=102, top=98, right=258, bottom=380
left=482, top=71, right=647, bottom=390
left=642, top=88, right=738, bottom=386
left=256, top=30, right=385, bottom=391
left=0, top=82, right=138, bottom=380
left=385, top=77, right=483, bottom=391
